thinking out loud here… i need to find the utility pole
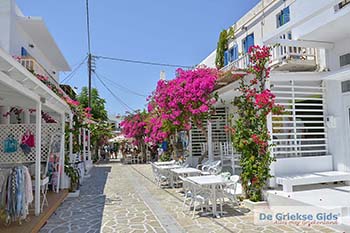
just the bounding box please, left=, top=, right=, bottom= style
left=88, top=54, right=92, bottom=109
left=86, top=0, right=92, bottom=109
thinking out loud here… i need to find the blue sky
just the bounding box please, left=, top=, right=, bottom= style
left=17, top=0, right=260, bottom=117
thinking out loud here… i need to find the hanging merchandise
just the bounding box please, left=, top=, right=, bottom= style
left=0, top=165, right=33, bottom=224
left=20, top=130, right=35, bottom=155
left=3, top=135, right=18, bottom=153
left=21, top=130, right=35, bottom=148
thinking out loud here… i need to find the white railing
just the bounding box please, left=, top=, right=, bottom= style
left=270, top=45, right=316, bottom=66
left=221, top=45, right=316, bottom=72
left=221, top=54, right=250, bottom=71
left=20, top=57, right=60, bottom=87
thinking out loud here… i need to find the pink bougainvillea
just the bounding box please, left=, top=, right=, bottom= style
left=120, top=111, right=148, bottom=146
left=144, top=67, right=218, bottom=144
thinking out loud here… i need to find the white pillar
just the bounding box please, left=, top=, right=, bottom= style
left=69, top=113, right=73, bottom=160
left=87, top=130, right=91, bottom=161
left=58, top=114, right=65, bottom=192
left=207, top=120, right=213, bottom=161
left=83, top=128, right=86, bottom=162
left=35, top=102, right=42, bottom=216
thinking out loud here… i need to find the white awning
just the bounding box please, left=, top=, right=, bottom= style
left=17, top=16, right=70, bottom=72
left=0, top=48, right=71, bottom=114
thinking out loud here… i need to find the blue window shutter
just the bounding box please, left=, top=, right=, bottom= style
left=284, top=7, right=290, bottom=24
left=233, top=45, right=238, bottom=60
left=224, top=50, right=228, bottom=66
left=229, top=49, right=233, bottom=62
left=247, top=34, right=254, bottom=52
left=21, top=47, right=28, bottom=56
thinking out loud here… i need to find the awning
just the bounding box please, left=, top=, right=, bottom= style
left=17, top=16, right=70, bottom=72
left=0, top=48, right=71, bottom=114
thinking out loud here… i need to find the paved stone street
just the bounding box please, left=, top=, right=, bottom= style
left=40, top=163, right=340, bottom=233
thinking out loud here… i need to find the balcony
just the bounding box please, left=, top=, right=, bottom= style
left=221, top=44, right=317, bottom=73
left=221, top=54, right=250, bottom=72
left=20, top=57, right=60, bottom=87
left=270, top=45, right=317, bottom=72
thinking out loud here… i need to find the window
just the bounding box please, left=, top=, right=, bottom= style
left=224, top=50, right=229, bottom=66
left=229, top=45, right=238, bottom=62
left=277, top=6, right=290, bottom=28
left=21, top=47, right=28, bottom=56
left=342, top=80, right=350, bottom=93
left=340, top=53, right=350, bottom=67
left=243, top=33, right=254, bottom=53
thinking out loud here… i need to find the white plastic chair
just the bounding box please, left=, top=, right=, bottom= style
left=223, top=175, right=240, bottom=205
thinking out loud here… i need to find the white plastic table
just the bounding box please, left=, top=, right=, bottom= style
left=187, top=175, right=230, bottom=217
left=170, top=168, right=202, bottom=188
left=154, top=161, right=175, bottom=166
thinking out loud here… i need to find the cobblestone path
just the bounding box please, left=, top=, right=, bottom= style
left=40, top=162, right=340, bottom=233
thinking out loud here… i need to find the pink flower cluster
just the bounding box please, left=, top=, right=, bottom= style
left=144, top=116, right=168, bottom=144
left=254, top=89, right=275, bottom=109
left=144, top=67, right=218, bottom=144
left=120, top=112, right=147, bottom=140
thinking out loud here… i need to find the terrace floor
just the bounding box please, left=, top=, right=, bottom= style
left=39, top=162, right=339, bottom=233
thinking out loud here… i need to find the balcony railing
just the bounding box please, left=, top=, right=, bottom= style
left=20, top=57, right=60, bottom=87
left=221, top=54, right=250, bottom=72
left=221, top=44, right=317, bottom=72
left=270, top=45, right=317, bottom=71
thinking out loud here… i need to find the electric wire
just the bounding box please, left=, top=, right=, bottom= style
left=61, top=55, right=88, bottom=83
left=95, top=72, right=147, bottom=98
left=94, top=72, right=135, bottom=112
left=94, top=55, right=193, bottom=69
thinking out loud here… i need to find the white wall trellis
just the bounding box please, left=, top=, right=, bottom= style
left=0, top=123, right=61, bottom=164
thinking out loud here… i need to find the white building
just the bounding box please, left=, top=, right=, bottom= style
left=198, top=0, right=350, bottom=223
left=0, top=0, right=77, bottom=217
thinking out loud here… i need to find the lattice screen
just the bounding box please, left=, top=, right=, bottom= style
left=270, top=80, right=327, bottom=158
left=0, top=123, right=61, bottom=164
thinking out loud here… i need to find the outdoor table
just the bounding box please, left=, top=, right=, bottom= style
left=154, top=161, right=175, bottom=166
left=170, top=167, right=202, bottom=188
left=187, top=175, right=231, bottom=218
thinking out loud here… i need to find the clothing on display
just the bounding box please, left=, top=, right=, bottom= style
left=3, top=135, right=18, bottom=153
left=0, top=165, right=33, bottom=224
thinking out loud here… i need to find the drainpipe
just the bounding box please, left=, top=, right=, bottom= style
left=34, top=101, right=42, bottom=216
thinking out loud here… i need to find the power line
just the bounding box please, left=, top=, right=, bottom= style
left=94, top=72, right=135, bottom=112
left=61, top=55, right=88, bottom=83
left=94, top=55, right=193, bottom=69
left=95, top=72, right=148, bottom=98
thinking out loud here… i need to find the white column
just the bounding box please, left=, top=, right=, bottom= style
left=35, top=102, right=42, bottom=216
left=69, top=113, right=73, bottom=160
left=207, top=120, right=213, bottom=161
left=83, top=128, right=86, bottom=162
left=58, top=114, right=65, bottom=192
left=87, top=130, right=91, bottom=161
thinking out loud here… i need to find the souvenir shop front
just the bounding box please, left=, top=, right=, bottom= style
left=0, top=50, right=72, bottom=230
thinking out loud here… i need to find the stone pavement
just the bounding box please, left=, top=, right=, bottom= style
left=40, top=162, right=340, bottom=233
